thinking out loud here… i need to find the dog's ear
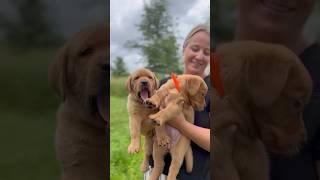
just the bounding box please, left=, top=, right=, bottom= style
left=48, top=44, right=70, bottom=101
left=187, top=77, right=201, bottom=96
left=125, top=75, right=133, bottom=93
left=153, top=73, right=160, bottom=89
left=246, top=57, right=291, bottom=107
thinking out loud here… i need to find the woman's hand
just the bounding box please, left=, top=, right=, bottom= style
left=167, top=113, right=210, bottom=152
left=167, top=113, right=187, bottom=130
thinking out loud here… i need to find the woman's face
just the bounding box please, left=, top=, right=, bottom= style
left=238, top=0, right=315, bottom=35
left=183, top=31, right=210, bottom=77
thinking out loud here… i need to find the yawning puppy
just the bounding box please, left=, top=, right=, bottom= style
left=146, top=74, right=208, bottom=180
left=126, top=68, right=172, bottom=172
left=211, top=41, right=313, bottom=180
left=49, top=24, right=108, bottom=180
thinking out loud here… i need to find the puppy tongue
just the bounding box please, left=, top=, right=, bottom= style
left=97, top=94, right=108, bottom=123
left=140, top=90, right=149, bottom=101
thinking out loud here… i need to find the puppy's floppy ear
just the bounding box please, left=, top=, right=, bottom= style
left=187, top=77, right=202, bottom=96
left=125, top=75, right=133, bottom=93
left=48, top=44, right=70, bottom=101
left=246, top=57, right=291, bottom=107
left=153, top=73, right=160, bottom=89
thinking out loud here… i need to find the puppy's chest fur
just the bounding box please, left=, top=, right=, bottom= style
left=127, top=94, right=157, bottom=135
left=164, top=92, right=195, bottom=146
left=56, top=101, right=106, bottom=144
left=55, top=100, right=107, bottom=169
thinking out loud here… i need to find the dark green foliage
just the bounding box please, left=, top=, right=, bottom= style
left=0, top=0, right=63, bottom=51
left=127, top=0, right=182, bottom=76
left=111, top=56, right=129, bottom=77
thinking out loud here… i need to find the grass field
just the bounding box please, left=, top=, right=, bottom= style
left=110, top=77, right=127, bottom=97
left=1, top=46, right=148, bottom=179
left=110, top=77, right=145, bottom=180
left=0, top=47, right=61, bottom=179
left=0, top=110, right=60, bottom=180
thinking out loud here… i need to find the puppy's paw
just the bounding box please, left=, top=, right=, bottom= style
left=140, top=162, right=149, bottom=172
left=144, top=102, right=156, bottom=109
left=152, top=119, right=162, bottom=126
left=149, top=114, right=162, bottom=126
left=145, top=98, right=159, bottom=109
left=157, top=135, right=171, bottom=149
left=128, top=143, right=140, bottom=154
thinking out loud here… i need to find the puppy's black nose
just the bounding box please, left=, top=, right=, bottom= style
left=141, top=80, right=148, bottom=86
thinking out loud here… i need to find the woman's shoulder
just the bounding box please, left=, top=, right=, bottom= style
left=160, top=77, right=171, bottom=86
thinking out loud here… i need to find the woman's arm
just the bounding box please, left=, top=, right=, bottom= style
left=168, top=113, right=210, bottom=152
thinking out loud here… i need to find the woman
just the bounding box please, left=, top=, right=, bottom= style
left=227, top=0, right=320, bottom=179
left=147, top=24, right=211, bottom=180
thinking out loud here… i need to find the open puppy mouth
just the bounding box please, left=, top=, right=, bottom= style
left=97, top=95, right=107, bottom=122
left=99, top=67, right=108, bottom=123
left=138, top=87, right=150, bottom=101
left=88, top=94, right=107, bottom=124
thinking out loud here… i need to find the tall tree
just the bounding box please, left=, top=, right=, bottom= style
left=111, top=56, right=129, bottom=77
left=0, top=0, right=62, bottom=50
left=127, top=0, right=181, bottom=76
left=212, top=0, right=236, bottom=47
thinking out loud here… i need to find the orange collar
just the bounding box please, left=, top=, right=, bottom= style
left=171, top=73, right=181, bottom=92
left=211, top=53, right=225, bottom=97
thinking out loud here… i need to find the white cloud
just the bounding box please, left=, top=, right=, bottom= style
left=110, top=0, right=210, bottom=73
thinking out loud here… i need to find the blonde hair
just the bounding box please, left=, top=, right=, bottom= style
left=182, top=24, right=210, bottom=51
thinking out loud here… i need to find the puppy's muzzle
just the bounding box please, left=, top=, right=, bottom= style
left=138, top=80, right=150, bottom=102
left=140, top=80, right=149, bottom=87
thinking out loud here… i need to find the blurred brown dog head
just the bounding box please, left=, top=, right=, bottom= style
left=126, top=68, right=159, bottom=102
left=48, top=24, right=108, bottom=121
left=215, top=41, right=313, bottom=155
left=247, top=45, right=313, bottom=154
left=181, top=74, right=208, bottom=111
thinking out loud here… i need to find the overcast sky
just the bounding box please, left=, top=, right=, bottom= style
left=110, top=0, right=210, bottom=73
left=0, top=0, right=209, bottom=73
left=0, top=0, right=106, bottom=39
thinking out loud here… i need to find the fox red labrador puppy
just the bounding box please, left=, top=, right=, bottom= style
left=146, top=74, right=208, bottom=180
left=211, top=41, right=313, bottom=180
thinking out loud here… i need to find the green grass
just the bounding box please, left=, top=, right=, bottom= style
left=0, top=110, right=60, bottom=180
left=110, top=77, right=128, bottom=97
left=0, top=47, right=60, bottom=179
left=110, top=96, right=144, bottom=180
left=0, top=47, right=59, bottom=111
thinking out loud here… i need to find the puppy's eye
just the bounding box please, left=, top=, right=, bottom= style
left=134, top=76, right=139, bottom=80
left=147, top=76, right=152, bottom=79
left=79, top=47, right=93, bottom=57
